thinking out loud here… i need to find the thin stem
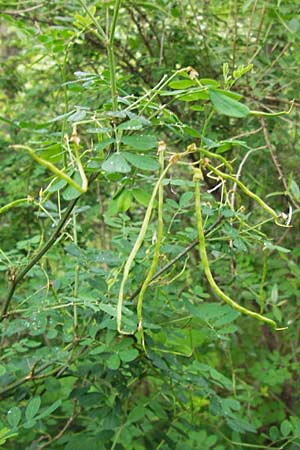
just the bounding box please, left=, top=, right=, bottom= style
left=1, top=199, right=79, bottom=319
left=79, top=0, right=122, bottom=112
left=259, top=250, right=268, bottom=314
left=198, top=146, right=233, bottom=174
left=72, top=212, right=79, bottom=334
left=1, top=173, right=99, bottom=319
left=109, top=0, right=122, bottom=45
left=107, top=0, right=122, bottom=111
left=107, top=44, right=118, bottom=111
left=78, top=0, right=107, bottom=41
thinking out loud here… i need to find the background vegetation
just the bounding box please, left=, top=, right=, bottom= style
left=0, top=1, right=300, bottom=449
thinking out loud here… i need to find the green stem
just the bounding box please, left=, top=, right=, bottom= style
left=194, top=170, right=277, bottom=328
left=107, top=44, right=118, bottom=111
left=79, top=0, right=121, bottom=112
left=72, top=212, right=79, bottom=334
left=1, top=198, right=79, bottom=319
left=1, top=172, right=99, bottom=319
left=78, top=0, right=107, bottom=41
left=109, top=0, right=121, bottom=46
left=259, top=251, right=268, bottom=314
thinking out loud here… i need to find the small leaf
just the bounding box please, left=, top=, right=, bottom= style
left=95, top=138, right=115, bottom=152
left=102, top=153, right=131, bottom=173
left=168, top=79, right=195, bottom=89
left=209, top=89, right=250, bottom=118
left=36, top=400, right=62, bottom=420
left=0, top=427, right=18, bottom=446
left=280, top=420, right=292, bottom=437
left=263, top=241, right=291, bottom=253
left=288, top=17, right=300, bottom=33
left=290, top=179, right=300, bottom=201
left=7, top=407, right=22, bottom=428
left=67, top=109, right=86, bottom=122
left=107, top=354, right=120, bottom=370
left=200, top=78, right=220, bottom=87
left=132, top=188, right=154, bottom=207
left=123, top=152, right=159, bottom=171
left=271, top=284, right=278, bottom=303
left=23, top=420, right=36, bottom=429
left=122, top=135, right=157, bottom=151
left=127, top=405, right=145, bottom=423
left=0, top=364, right=6, bottom=376
left=117, top=189, right=132, bottom=212
left=25, top=397, right=41, bottom=421
left=119, top=348, right=139, bottom=362
left=62, top=172, right=83, bottom=200
left=179, top=191, right=193, bottom=208
left=269, top=425, right=280, bottom=440
left=118, top=118, right=145, bottom=130
left=178, top=90, right=209, bottom=102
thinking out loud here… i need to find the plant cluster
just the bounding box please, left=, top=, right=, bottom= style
left=0, top=1, right=300, bottom=449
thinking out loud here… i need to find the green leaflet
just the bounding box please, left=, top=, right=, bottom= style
left=102, top=153, right=131, bottom=173
left=121, top=134, right=157, bottom=151
left=209, top=88, right=250, bottom=118
left=123, top=152, right=159, bottom=171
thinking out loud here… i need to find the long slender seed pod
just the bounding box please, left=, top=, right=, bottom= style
left=137, top=148, right=165, bottom=332
left=198, top=147, right=233, bottom=173
left=11, top=145, right=88, bottom=193
left=117, top=160, right=172, bottom=334
left=206, top=163, right=279, bottom=222
left=0, top=197, right=33, bottom=215
left=194, top=169, right=277, bottom=328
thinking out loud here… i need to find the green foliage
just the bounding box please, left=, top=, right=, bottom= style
left=0, top=1, right=300, bottom=449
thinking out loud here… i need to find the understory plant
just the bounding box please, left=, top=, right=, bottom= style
left=1, top=1, right=300, bottom=449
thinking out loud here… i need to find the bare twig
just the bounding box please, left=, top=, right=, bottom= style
left=255, top=42, right=291, bottom=85
left=230, top=126, right=263, bottom=141
left=246, top=0, right=258, bottom=64
left=36, top=401, right=77, bottom=450
left=260, top=118, right=299, bottom=209
left=230, top=146, right=267, bottom=209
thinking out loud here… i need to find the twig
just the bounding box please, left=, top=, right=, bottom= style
left=1, top=173, right=99, bottom=319
left=260, top=117, right=299, bottom=209
left=255, top=42, right=291, bottom=86
left=36, top=401, right=77, bottom=450
left=3, top=3, right=44, bottom=14
left=232, top=0, right=238, bottom=69
left=246, top=0, right=258, bottom=64
left=230, top=127, right=263, bottom=141
left=230, top=146, right=267, bottom=209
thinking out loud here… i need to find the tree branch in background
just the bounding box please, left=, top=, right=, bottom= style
left=1, top=173, right=99, bottom=320
left=260, top=117, right=300, bottom=209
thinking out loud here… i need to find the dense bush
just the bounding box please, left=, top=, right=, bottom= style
left=0, top=1, right=300, bottom=449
